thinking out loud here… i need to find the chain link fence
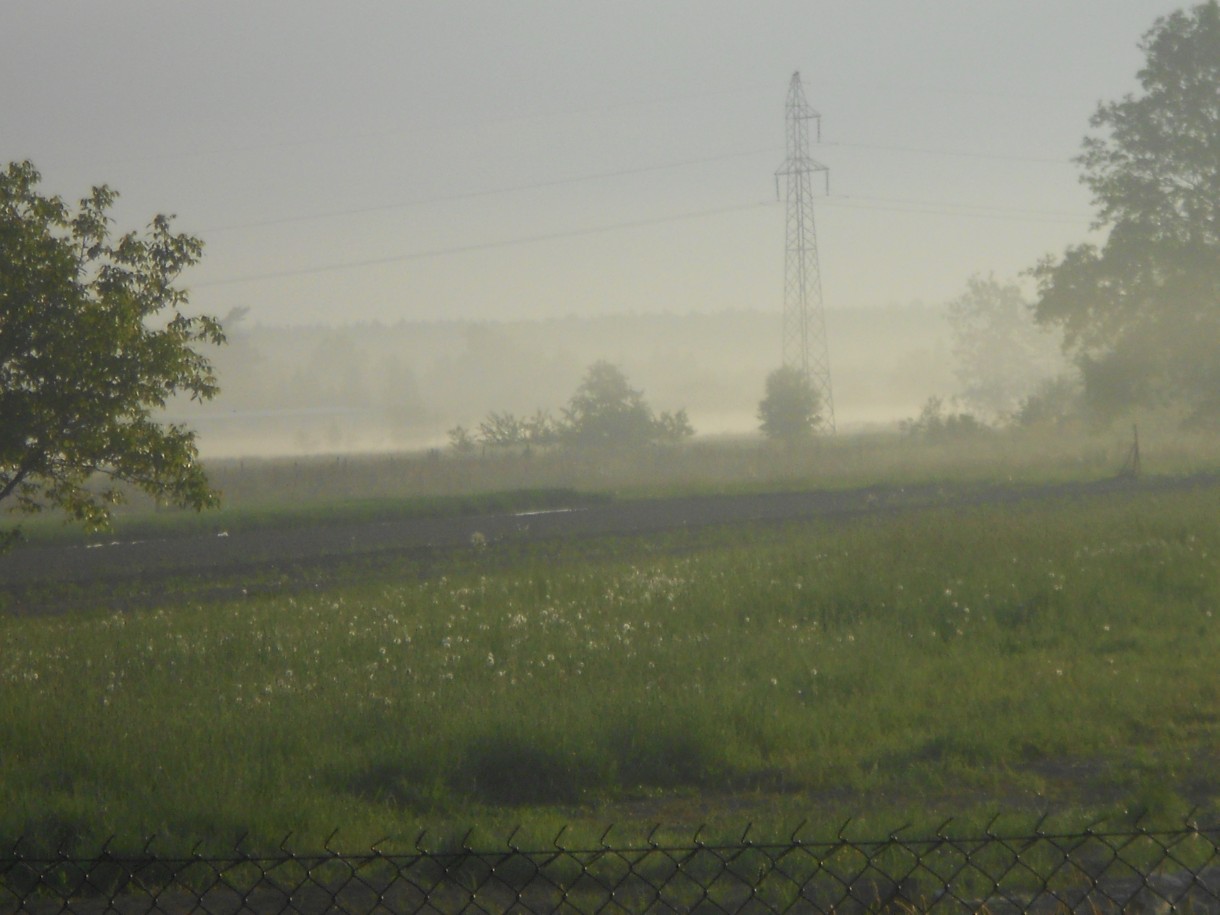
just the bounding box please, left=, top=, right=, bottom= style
left=4, top=818, right=1220, bottom=913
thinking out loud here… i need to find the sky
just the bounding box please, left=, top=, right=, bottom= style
left=2, top=1, right=1190, bottom=327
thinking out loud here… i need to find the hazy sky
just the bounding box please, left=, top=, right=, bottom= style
left=2, top=1, right=1188, bottom=326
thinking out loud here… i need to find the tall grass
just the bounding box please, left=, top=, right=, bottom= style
left=2, top=484, right=1219, bottom=853
left=194, top=424, right=1157, bottom=508
left=20, top=419, right=1215, bottom=545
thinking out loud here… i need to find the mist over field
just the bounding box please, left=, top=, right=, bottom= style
left=3, top=6, right=1219, bottom=901
left=175, top=305, right=966, bottom=457
left=7, top=3, right=1187, bottom=469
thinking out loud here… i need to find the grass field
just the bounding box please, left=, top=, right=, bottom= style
left=3, top=462, right=1219, bottom=856
left=12, top=419, right=1202, bottom=545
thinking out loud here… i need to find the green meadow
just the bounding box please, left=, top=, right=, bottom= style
left=16, top=420, right=1196, bottom=544
left=3, top=458, right=1219, bottom=855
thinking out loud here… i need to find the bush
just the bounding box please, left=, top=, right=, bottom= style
left=758, top=366, right=822, bottom=443
left=901, top=396, right=989, bottom=441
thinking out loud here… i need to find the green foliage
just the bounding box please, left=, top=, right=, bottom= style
left=521, top=409, right=560, bottom=446
left=560, top=361, right=693, bottom=448
left=946, top=274, right=1060, bottom=419
left=447, top=425, right=476, bottom=454
left=901, top=396, right=989, bottom=441
left=477, top=411, right=524, bottom=449
left=468, top=366, right=692, bottom=453
left=758, top=366, right=822, bottom=442
left=654, top=407, right=694, bottom=443
left=1032, top=2, right=1220, bottom=422
left=1013, top=375, right=1084, bottom=429
left=475, top=409, right=561, bottom=450
left=0, top=161, right=223, bottom=537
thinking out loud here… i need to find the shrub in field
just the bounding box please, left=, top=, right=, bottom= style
left=901, top=396, right=989, bottom=441
left=758, top=366, right=823, bottom=443
left=560, top=361, right=693, bottom=449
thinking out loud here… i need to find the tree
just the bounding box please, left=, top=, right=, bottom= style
left=757, top=366, right=821, bottom=443
left=1013, top=375, right=1084, bottom=428
left=477, top=410, right=525, bottom=449
left=655, top=408, right=695, bottom=443
left=947, top=274, right=1062, bottom=419
left=521, top=409, right=559, bottom=447
left=0, top=161, right=224, bottom=540
left=1031, top=2, right=1220, bottom=421
left=560, top=361, right=691, bottom=447
left=447, top=425, right=476, bottom=454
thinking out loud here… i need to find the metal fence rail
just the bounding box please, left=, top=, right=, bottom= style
left=4, top=820, right=1220, bottom=913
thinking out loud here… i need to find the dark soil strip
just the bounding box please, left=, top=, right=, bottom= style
left=3, top=473, right=1216, bottom=617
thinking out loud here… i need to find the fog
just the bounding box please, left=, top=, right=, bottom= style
left=3, top=2, right=1173, bottom=458
left=173, top=306, right=960, bottom=457
left=4, top=4, right=1183, bottom=317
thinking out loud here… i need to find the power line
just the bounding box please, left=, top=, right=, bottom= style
left=201, top=140, right=1073, bottom=237
left=821, top=194, right=1090, bottom=224
left=195, top=201, right=776, bottom=288
left=87, top=82, right=781, bottom=173
left=74, top=74, right=1086, bottom=176
left=195, top=189, right=1092, bottom=290
left=822, top=140, right=1072, bottom=165
left=202, top=147, right=778, bottom=234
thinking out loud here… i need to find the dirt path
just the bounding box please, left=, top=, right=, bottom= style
left=2, top=473, right=1214, bottom=616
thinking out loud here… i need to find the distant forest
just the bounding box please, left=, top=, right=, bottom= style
left=179, top=306, right=956, bottom=456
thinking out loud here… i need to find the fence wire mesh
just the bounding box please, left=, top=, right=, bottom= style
left=4, top=819, right=1220, bottom=913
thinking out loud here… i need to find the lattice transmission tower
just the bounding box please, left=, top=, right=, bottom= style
left=776, top=71, right=835, bottom=431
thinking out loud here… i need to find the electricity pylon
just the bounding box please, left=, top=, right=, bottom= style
left=776, top=71, right=835, bottom=432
